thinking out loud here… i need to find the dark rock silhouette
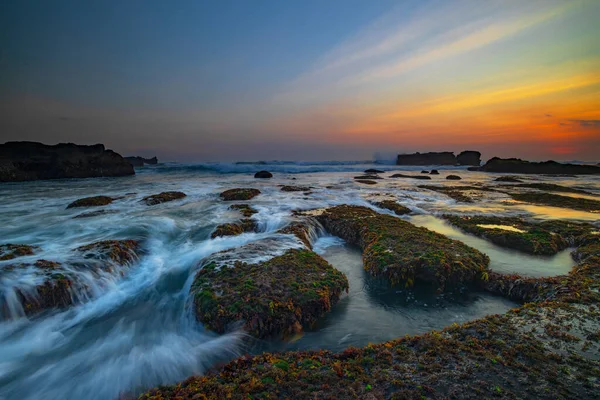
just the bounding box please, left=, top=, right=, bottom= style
left=254, top=170, right=273, bottom=178
left=430, top=169, right=440, bottom=175
left=0, top=142, right=134, bottom=182
left=456, top=151, right=481, bottom=166
left=125, top=156, right=158, bottom=166
left=396, top=152, right=456, bottom=165
left=471, top=158, right=600, bottom=175
left=364, top=169, right=384, bottom=173
left=446, top=175, right=462, bottom=180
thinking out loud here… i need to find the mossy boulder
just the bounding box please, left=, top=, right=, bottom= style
left=315, top=205, right=489, bottom=290
left=220, top=188, right=261, bottom=201
left=0, top=244, right=38, bottom=260
left=66, top=195, right=113, bottom=209
left=191, top=249, right=348, bottom=338
left=509, top=192, right=600, bottom=212
left=211, top=220, right=257, bottom=238
left=372, top=200, right=411, bottom=215
left=142, top=191, right=186, bottom=205
left=229, top=204, right=258, bottom=217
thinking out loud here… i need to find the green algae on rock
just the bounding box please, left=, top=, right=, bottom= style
left=66, top=195, right=113, bottom=209
left=0, top=244, right=38, bottom=261
left=315, top=205, right=489, bottom=290
left=190, top=249, right=348, bottom=338
left=228, top=204, right=258, bottom=217
left=371, top=200, right=411, bottom=215
left=220, top=188, right=261, bottom=201
left=142, top=191, right=186, bottom=206
left=510, top=192, right=600, bottom=212
left=211, top=219, right=257, bottom=238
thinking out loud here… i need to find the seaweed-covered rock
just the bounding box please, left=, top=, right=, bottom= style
left=355, top=179, right=377, bottom=185
left=229, top=204, right=258, bottom=217
left=446, top=175, right=461, bottom=180
left=0, top=244, right=38, bottom=261
left=316, top=205, right=489, bottom=290
left=510, top=192, right=600, bottom=212
left=494, top=176, right=523, bottom=183
left=277, top=218, right=322, bottom=249
left=254, top=170, right=273, bottom=179
left=390, top=174, right=431, bottom=180
left=75, top=239, right=140, bottom=267
left=0, top=141, right=134, bottom=182
left=190, top=249, right=348, bottom=338
left=66, top=195, right=113, bottom=209
left=372, top=200, right=411, bottom=215
left=220, top=188, right=261, bottom=201
left=211, top=220, right=257, bottom=238
left=281, top=185, right=311, bottom=192
left=475, top=157, right=600, bottom=175
left=142, top=191, right=186, bottom=205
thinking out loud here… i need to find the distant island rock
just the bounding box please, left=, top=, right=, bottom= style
left=125, top=156, right=158, bottom=167
left=0, top=141, right=135, bottom=182
left=470, top=157, right=600, bottom=175
left=396, top=151, right=481, bottom=166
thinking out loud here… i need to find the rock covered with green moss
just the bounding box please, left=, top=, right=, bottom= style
left=314, top=205, right=489, bottom=290
left=228, top=204, right=258, bottom=217
left=191, top=248, right=348, bottom=338
left=142, top=191, right=186, bottom=205
left=0, top=244, right=38, bottom=260
left=211, top=220, right=257, bottom=238
left=371, top=200, right=411, bottom=215
left=66, top=195, right=113, bottom=209
left=220, top=188, right=261, bottom=201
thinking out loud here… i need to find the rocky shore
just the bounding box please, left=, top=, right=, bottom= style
left=471, top=157, right=600, bottom=175
left=0, top=141, right=134, bottom=182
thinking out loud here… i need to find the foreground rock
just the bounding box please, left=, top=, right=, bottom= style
left=0, top=240, right=140, bottom=318
left=124, top=156, right=158, bottom=167
left=190, top=248, right=348, bottom=338
left=66, top=195, right=113, bottom=209
left=142, top=191, right=186, bottom=205
left=0, top=141, right=134, bottom=182
left=510, top=192, right=600, bottom=212
left=472, top=157, right=600, bottom=175
left=314, top=205, right=489, bottom=290
left=444, top=215, right=596, bottom=255
left=145, top=242, right=600, bottom=400
left=254, top=170, right=273, bottom=178
left=0, top=244, right=38, bottom=261
left=220, top=188, right=261, bottom=201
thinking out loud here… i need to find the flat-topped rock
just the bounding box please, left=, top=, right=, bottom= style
left=0, top=141, right=134, bottom=182
left=456, top=150, right=481, bottom=166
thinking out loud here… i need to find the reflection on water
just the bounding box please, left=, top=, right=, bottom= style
left=476, top=224, right=526, bottom=233
left=262, top=237, right=516, bottom=352
left=409, top=215, right=575, bottom=277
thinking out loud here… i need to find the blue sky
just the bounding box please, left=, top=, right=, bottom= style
left=1, top=0, right=599, bottom=161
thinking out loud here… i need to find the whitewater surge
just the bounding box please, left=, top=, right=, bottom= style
left=1, top=161, right=599, bottom=399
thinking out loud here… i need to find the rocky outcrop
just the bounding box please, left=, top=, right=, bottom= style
left=396, top=151, right=456, bottom=165
left=0, top=142, right=134, bottom=182
left=456, top=150, right=481, bottom=166
left=0, top=244, right=38, bottom=261
left=473, top=157, right=600, bottom=175
left=371, top=200, right=411, bottom=215
left=211, top=220, right=257, bottom=238
left=190, top=248, right=348, bottom=338
left=124, top=156, right=158, bottom=167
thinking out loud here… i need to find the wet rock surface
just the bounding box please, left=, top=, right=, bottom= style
left=254, top=171, right=273, bottom=178
left=229, top=204, right=258, bottom=217
left=0, top=244, right=38, bottom=261
left=0, top=141, right=134, bottom=182
left=211, top=220, right=257, bottom=238
left=220, top=188, right=261, bottom=201
left=142, top=191, right=186, bottom=205
left=66, top=195, right=114, bottom=209
left=190, top=248, right=348, bottom=338
left=371, top=200, right=411, bottom=215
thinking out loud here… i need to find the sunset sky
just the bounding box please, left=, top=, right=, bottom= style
left=1, top=0, right=599, bottom=162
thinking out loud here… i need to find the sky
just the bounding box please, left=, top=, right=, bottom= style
left=1, top=0, right=599, bottom=162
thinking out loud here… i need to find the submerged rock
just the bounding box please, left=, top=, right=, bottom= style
left=390, top=174, right=431, bottom=180
left=372, top=200, right=411, bottom=215
left=66, top=195, right=113, bottom=209
left=0, top=141, right=134, bottom=182
left=446, top=175, right=461, bottom=180
left=142, top=191, right=186, bottom=205
left=0, top=244, right=38, bottom=261
left=474, top=157, right=600, bottom=175
left=211, top=220, right=257, bottom=238
left=190, top=248, right=348, bottom=338
left=229, top=204, right=258, bottom=217
left=220, top=188, right=261, bottom=201
left=421, top=170, right=429, bottom=173
left=254, top=170, right=273, bottom=178
left=315, top=205, right=489, bottom=290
